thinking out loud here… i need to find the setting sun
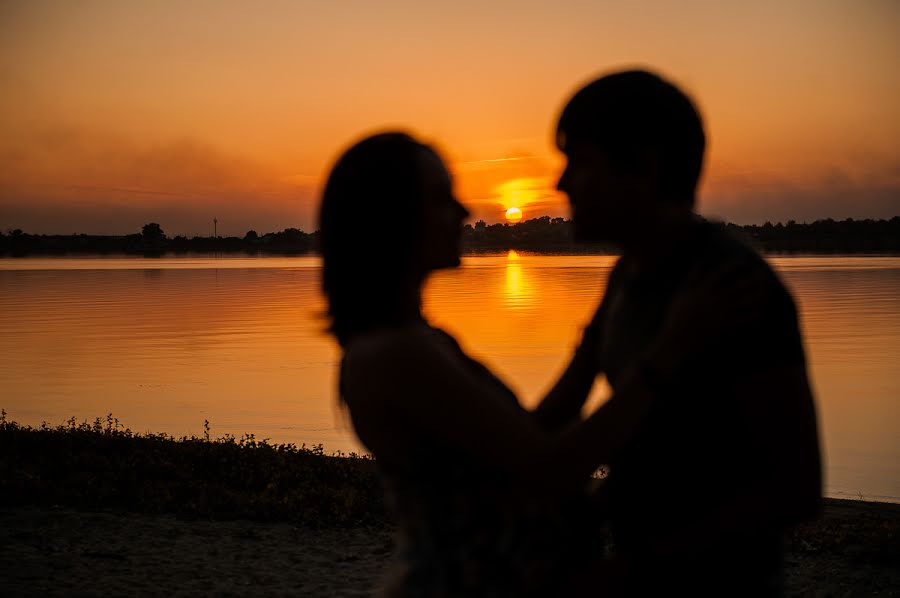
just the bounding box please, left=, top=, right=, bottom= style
left=505, top=207, right=523, bottom=222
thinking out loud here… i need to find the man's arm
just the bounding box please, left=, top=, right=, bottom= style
left=732, top=360, right=822, bottom=525
left=726, top=280, right=823, bottom=528
left=531, top=323, right=603, bottom=430
left=532, top=264, right=622, bottom=431
left=631, top=261, right=821, bottom=559
left=645, top=357, right=822, bottom=560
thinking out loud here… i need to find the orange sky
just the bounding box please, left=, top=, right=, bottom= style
left=1, top=0, right=899, bottom=235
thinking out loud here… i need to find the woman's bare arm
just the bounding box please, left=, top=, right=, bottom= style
left=343, top=327, right=550, bottom=480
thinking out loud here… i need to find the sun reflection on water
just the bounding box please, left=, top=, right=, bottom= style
left=504, top=250, right=531, bottom=309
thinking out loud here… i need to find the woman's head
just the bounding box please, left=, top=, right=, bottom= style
left=320, top=132, right=468, bottom=345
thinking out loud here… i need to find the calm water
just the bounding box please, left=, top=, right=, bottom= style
left=1, top=254, right=898, bottom=502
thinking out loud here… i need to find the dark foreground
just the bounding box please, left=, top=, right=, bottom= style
left=1, top=417, right=898, bottom=596
left=1, top=500, right=898, bottom=597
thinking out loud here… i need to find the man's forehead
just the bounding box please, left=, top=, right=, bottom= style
left=559, top=139, right=606, bottom=160
left=418, top=148, right=451, bottom=179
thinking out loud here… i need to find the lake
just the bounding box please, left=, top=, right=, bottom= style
left=1, top=253, right=898, bottom=502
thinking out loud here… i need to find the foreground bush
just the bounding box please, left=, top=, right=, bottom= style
left=0, top=412, right=385, bottom=528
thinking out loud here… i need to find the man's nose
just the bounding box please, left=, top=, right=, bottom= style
left=456, top=199, right=470, bottom=219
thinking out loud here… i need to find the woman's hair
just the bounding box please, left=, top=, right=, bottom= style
left=319, top=131, right=437, bottom=346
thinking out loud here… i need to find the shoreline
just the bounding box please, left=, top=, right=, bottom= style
left=4, top=216, right=900, bottom=256
left=1, top=498, right=897, bottom=597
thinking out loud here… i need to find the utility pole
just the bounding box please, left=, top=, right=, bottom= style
left=213, top=217, right=218, bottom=238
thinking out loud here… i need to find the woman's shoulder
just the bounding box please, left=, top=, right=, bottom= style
left=344, top=323, right=454, bottom=365
left=342, top=324, right=462, bottom=400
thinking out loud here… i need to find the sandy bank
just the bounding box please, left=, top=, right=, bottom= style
left=1, top=499, right=897, bottom=597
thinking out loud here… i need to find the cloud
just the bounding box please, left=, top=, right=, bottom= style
left=0, top=126, right=319, bottom=235
left=700, top=166, right=900, bottom=224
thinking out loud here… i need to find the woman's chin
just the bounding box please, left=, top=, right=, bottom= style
left=423, top=240, right=463, bottom=271
left=440, top=256, right=462, bottom=270
left=429, top=254, right=461, bottom=271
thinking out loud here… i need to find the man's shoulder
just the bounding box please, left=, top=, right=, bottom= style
left=694, top=220, right=792, bottom=299
left=694, top=219, right=764, bottom=266
left=343, top=324, right=460, bottom=384
left=692, top=222, right=805, bottom=365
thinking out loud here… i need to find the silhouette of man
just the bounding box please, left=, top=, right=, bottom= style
left=535, top=70, right=822, bottom=596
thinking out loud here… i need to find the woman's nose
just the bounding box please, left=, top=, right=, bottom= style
left=556, top=168, right=570, bottom=194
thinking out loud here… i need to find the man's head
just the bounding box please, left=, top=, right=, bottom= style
left=556, top=69, right=705, bottom=244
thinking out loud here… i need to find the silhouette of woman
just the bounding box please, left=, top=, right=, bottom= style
left=319, top=132, right=754, bottom=596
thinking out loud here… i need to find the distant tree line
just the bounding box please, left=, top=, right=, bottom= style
left=1, top=216, right=899, bottom=256
left=461, top=216, right=900, bottom=253
left=724, top=217, right=900, bottom=253
left=462, top=216, right=609, bottom=252
left=0, top=223, right=318, bottom=256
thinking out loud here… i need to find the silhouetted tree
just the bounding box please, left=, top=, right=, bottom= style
left=244, top=230, right=258, bottom=241
left=141, top=223, right=165, bottom=241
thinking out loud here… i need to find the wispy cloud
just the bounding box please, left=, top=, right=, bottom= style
left=0, top=126, right=314, bottom=235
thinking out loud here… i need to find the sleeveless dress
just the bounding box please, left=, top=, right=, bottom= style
left=344, top=326, right=603, bottom=597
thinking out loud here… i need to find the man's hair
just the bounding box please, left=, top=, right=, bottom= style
left=556, top=69, right=705, bottom=203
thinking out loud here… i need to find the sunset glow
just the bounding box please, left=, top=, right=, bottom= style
left=2, top=3, right=899, bottom=587
left=1, top=1, right=898, bottom=234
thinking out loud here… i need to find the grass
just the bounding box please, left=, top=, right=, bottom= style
left=0, top=411, right=386, bottom=528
